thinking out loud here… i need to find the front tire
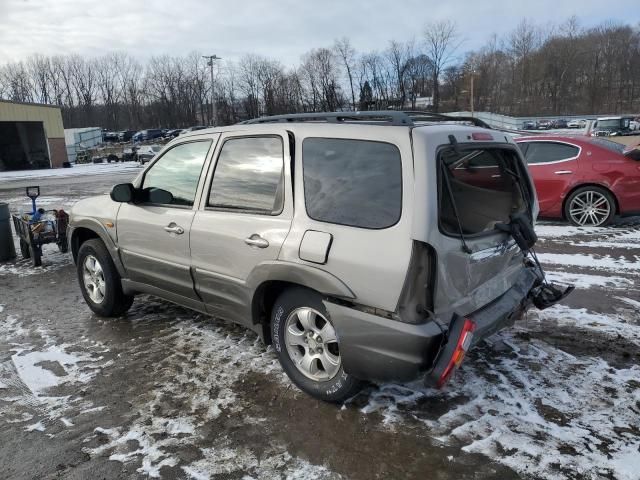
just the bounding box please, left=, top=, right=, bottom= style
left=77, top=239, right=133, bottom=317
left=271, top=288, right=363, bottom=403
left=564, top=186, right=615, bottom=227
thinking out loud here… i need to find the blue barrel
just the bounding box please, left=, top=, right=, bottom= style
left=0, top=203, right=16, bottom=261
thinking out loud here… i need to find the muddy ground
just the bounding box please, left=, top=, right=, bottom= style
left=0, top=170, right=638, bottom=480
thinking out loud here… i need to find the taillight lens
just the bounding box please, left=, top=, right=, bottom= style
left=437, top=318, right=476, bottom=388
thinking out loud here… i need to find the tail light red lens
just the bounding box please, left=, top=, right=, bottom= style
left=437, top=318, right=476, bottom=388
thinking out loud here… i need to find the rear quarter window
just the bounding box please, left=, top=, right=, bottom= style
left=521, top=142, right=579, bottom=164
left=302, top=138, right=402, bottom=229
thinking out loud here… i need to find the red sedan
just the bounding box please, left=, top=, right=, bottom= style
left=515, top=135, right=640, bottom=226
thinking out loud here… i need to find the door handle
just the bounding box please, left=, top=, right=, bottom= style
left=245, top=234, right=269, bottom=249
left=164, top=223, right=184, bottom=235
left=554, top=170, right=573, bottom=175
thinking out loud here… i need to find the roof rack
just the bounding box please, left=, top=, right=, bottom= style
left=242, top=110, right=492, bottom=129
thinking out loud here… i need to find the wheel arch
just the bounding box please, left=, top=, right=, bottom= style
left=248, top=262, right=356, bottom=345
left=70, top=221, right=125, bottom=276
left=562, top=183, right=619, bottom=220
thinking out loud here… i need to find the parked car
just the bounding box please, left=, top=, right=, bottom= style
left=567, top=119, right=587, bottom=129
left=133, top=129, right=164, bottom=142
left=515, top=135, right=640, bottom=226
left=68, top=111, right=566, bottom=402
left=179, top=126, right=208, bottom=135
left=522, top=120, right=537, bottom=130
left=551, top=119, right=568, bottom=129
left=136, top=144, right=162, bottom=164
left=590, top=117, right=634, bottom=137
left=103, top=131, right=119, bottom=142
left=537, top=119, right=552, bottom=130
left=121, top=146, right=136, bottom=162
left=118, top=130, right=136, bottom=142
left=164, top=129, right=183, bottom=139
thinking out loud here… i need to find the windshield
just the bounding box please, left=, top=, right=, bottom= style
left=597, top=119, right=622, bottom=128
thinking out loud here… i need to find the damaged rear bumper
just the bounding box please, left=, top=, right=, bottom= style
left=324, top=265, right=569, bottom=385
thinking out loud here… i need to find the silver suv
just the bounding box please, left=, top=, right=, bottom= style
left=68, top=111, right=569, bottom=402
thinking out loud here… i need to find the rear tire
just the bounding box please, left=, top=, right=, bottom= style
left=271, top=288, right=363, bottom=403
left=77, top=239, right=133, bottom=317
left=564, top=186, right=615, bottom=227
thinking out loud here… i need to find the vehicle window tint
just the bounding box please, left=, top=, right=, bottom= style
left=303, top=138, right=402, bottom=229
left=522, top=142, right=579, bottom=164
left=141, top=141, right=211, bottom=206
left=208, top=136, right=284, bottom=214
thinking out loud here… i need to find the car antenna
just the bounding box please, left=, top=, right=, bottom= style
left=442, top=135, right=472, bottom=254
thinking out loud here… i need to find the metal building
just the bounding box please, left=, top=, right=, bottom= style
left=0, top=100, right=67, bottom=171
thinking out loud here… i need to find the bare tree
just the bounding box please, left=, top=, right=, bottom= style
left=333, top=37, right=357, bottom=110
left=424, top=20, right=460, bottom=112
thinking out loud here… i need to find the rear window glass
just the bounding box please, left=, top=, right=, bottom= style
left=440, top=147, right=528, bottom=235
left=521, top=142, right=579, bottom=164
left=303, top=138, right=402, bottom=229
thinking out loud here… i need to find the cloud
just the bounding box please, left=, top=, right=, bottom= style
left=0, top=0, right=638, bottom=66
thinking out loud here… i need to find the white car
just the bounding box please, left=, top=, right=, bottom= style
left=567, top=119, right=587, bottom=129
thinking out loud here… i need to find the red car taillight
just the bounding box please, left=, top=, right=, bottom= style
left=436, top=318, right=476, bottom=388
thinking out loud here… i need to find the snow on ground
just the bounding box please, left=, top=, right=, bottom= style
left=82, top=303, right=335, bottom=479
left=545, top=270, right=633, bottom=289
left=0, top=314, right=111, bottom=429
left=0, top=241, right=70, bottom=276
left=359, top=319, right=640, bottom=480
left=0, top=162, right=142, bottom=183
left=538, top=253, right=640, bottom=273
left=535, top=224, right=608, bottom=238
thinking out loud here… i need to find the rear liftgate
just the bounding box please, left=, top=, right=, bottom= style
left=426, top=138, right=574, bottom=388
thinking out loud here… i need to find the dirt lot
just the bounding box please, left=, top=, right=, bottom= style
left=0, top=169, right=639, bottom=480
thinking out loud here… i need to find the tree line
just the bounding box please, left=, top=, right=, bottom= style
left=1, top=16, right=638, bottom=130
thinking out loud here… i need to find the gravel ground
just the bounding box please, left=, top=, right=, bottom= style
left=0, top=172, right=639, bottom=480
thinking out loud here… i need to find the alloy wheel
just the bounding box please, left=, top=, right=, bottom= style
left=83, top=255, right=106, bottom=304
left=568, top=190, right=611, bottom=226
left=284, top=307, right=341, bottom=381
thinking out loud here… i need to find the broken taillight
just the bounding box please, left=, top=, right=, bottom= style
left=436, top=318, right=476, bottom=388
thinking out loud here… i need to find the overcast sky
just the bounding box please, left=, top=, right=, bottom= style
left=1, top=0, right=639, bottom=67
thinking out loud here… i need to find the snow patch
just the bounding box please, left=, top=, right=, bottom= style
left=25, top=421, right=45, bottom=432
left=545, top=270, right=633, bottom=289
left=358, top=320, right=640, bottom=480
left=538, top=253, right=640, bottom=273
left=0, top=162, right=142, bottom=183
left=11, top=346, right=100, bottom=395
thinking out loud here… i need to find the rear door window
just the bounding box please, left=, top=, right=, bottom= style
left=208, top=136, right=284, bottom=214
left=521, top=142, right=579, bottom=164
left=302, top=138, right=402, bottom=229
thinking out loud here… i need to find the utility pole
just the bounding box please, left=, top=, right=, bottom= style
left=203, top=55, right=222, bottom=126
left=470, top=72, right=475, bottom=116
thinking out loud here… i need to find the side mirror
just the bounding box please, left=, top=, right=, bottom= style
left=111, top=183, right=135, bottom=203
left=147, top=188, right=174, bottom=204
